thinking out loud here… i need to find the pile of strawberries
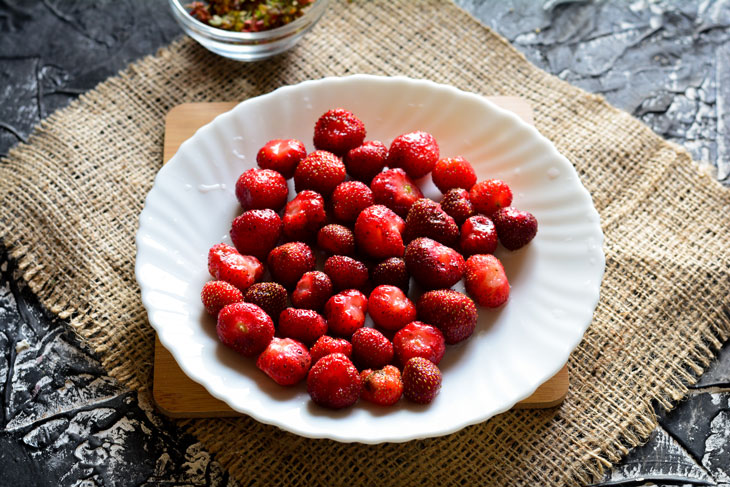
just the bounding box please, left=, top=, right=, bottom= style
left=201, top=108, right=538, bottom=410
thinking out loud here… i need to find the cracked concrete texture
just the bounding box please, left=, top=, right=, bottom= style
left=0, top=252, right=237, bottom=486
left=1, top=1, right=729, bottom=486
left=456, top=0, right=730, bottom=183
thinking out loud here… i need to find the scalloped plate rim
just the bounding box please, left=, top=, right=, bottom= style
left=135, top=74, right=605, bottom=443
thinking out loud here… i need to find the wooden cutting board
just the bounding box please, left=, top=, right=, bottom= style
left=153, top=99, right=569, bottom=418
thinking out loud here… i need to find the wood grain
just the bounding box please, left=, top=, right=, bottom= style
left=153, top=98, right=567, bottom=418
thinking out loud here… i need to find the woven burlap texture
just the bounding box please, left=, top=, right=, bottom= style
left=2, top=1, right=729, bottom=485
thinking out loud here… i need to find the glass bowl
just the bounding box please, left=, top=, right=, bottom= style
left=168, top=0, right=329, bottom=61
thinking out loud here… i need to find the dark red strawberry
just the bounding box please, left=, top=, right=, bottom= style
left=402, top=357, right=442, bottom=404
left=386, top=131, right=440, bottom=179
left=324, top=289, right=368, bottom=338
left=368, top=285, right=416, bottom=332
left=294, top=150, right=346, bottom=196
left=331, top=181, right=374, bottom=223
left=460, top=215, right=498, bottom=256
left=440, top=188, right=474, bottom=225
left=354, top=205, right=405, bottom=259
left=230, top=209, right=282, bottom=260
left=404, top=237, right=464, bottom=290
left=393, top=321, right=446, bottom=365
left=469, top=179, right=513, bottom=217
left=464, top=254, right=510, bottom=308
left=402, top=198, right=459, bottom=247
left=310, top=335, right=353, bottom=364
left=282, top=190, right=326, bottom=242
left=370, top=168, right=423, bottom=218
left=307, top=352, right=362, bottom=409
left=243, top=282, right=288, bottom=323
left=278, top=308, right=328, bottom=346
left=417, top=289, right=477, bottom=344
left=291, top=271, right=333, bottom=311
left=492, top=207, right=538, bottom=250
left=234, top=168, right=289, bottom=211
left=371, top=257, right=410, bottom=293
left=267, top=242, right=316, bottom=289
left=201, top=280, right=244, bottom=316
left=208, top=244, right=264, bottom=292
left=313, top=108, right=366, bottom=156
left=344, top=140, right=387, bottom=183
left=324, top=255, right=369, bottom=292
left=256, top=337, right=311, bottom=386
left=351, top=327, right=394, bottom=370
left=256, top=138, right=307, bottom=179
left=360, top=365, right=403, bottom=406
left=317, top=224, right=355, bottom=256
left=431, top=156, right=477, bottom=193
left=216, top=302, right=274, bottom=357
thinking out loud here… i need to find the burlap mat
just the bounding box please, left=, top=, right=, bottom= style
left=2, top=1, right=729, bottom=485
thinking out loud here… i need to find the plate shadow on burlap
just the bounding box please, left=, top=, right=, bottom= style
left=1, top=1, right=729, bottom=485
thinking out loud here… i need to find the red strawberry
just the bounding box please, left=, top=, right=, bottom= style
left=282, top=190, right=326, bottom=242
left=310, top=335, right=353, bottom=364
left=324, top=255, right=369, bottom=292
left=351, top=327, right=394, bottom=370
left=460, top=215, right=498, bottom=256
left=360, top=365, right=403, bottom=406
left=307, top=352, right=362, bottom=409
left=440, top=188, right=474, bottom=225
left=313, top=108, right=366, bottom=156
left=417, top=289, right=477, bottom=344
left=368, top=285, right=416, bottom=332
left=201, top=280, right=244, bottom=316
left=371, top=257, right=410, bottom=293
left=492, top=207, right=538, bottom=250
left=294, top=150, right=347, bottom=196
left=230, top=209, right=282, bottom=261
left=208, top=243, right=238, bottom=279
left=402, top=357, right=442, bottom=404
left=243, top=282, right=288, bottom=323
left=431, top=156, right=477, bottom=193
left=278, top=308, right=328, bottom=346
left=331, top=181, right=374, bottom=223
left=464, top=254, right=510, bottom=308
left=291, top=271, right=333, bottom=311
left=256, top=337, right=311, bottom=386
left=208, top=244, right=263, bottom=292
left=386, top=131, right=440, bottom=179
left=216, top=302, right=274, bottom=357
left=404, top=238, right=465, bottom=290
left=235, top=168, right=289, bottom=211
left=402, top=198, right=459, bottom=247
left=370, top=168, right=423, bottom=218
left=344, top=140, right=387, bottom=183
left=354, top=205, right=405, bottom=259
left=324, top=289, right=368, bottom=338
left=469, top=179, right=513, bottom=217
left=393, top=321, right=446, bottom=365
left=256, top=138, right=307, bottom=179
left=267, top=242, right=316, bottom=289
left=317, top=224, right=355, bottom=256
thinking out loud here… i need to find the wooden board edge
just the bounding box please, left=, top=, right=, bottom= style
left=513, top=365, right=569, bottom=409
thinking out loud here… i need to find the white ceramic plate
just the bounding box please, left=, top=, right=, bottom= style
left=135, top=75, right=605, bottom=443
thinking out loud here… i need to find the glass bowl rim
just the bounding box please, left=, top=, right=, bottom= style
left=168, top=0, right=330, bottom=42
